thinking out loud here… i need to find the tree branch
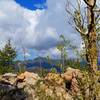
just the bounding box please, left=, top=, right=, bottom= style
left=75, top=26, right=87, bottom=35
left=84, top=0, right=96, bottom=8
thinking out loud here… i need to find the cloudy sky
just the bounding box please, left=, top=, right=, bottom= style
left=0, top=0, right=84, bottom=60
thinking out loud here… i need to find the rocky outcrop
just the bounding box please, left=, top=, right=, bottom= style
left=45, top=73, right=64, bottom=86
left=16, top=71, right=40, bottom=86
left=61, top=67, right=83, bottom=81
left=0, top=71, right=41, bottom=100
left=2, top=73, right=17, bottom=84
left=61, top=67, right=83, bottom=95
left=0, top=68, right=84, bottom=100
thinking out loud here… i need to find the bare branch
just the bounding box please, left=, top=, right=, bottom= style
left=92, top=0, right=96, bottom=8
left=66, top=0, right=87, bottom=36
left=75, top=26, right=87, bottom=35
left=84, top=0, right=96, bottom=8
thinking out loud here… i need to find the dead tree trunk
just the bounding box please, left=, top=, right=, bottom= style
left=85, top=0, right=97, bottom=73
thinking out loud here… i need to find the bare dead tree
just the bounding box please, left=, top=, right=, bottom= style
left=66, top=0, right=100, bottom=99
left=66, top=0, right=100, bottom=73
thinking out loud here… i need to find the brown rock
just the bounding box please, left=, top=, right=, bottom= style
left=61, top=67, right=83, bottom=81
left=2, top=73, right=17, bottom=84
left=17, top=71, right=40, bottom=81
left=16, top=71, right=40, bottom=86
left=71, top=72, right=79, bottom=94
left=17, top=73, right=25, bottom=80
left=45, top=73, right=64, bottom=86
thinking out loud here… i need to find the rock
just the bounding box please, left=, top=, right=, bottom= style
left=17, top=71, right=40, bottom=80
left=55, top=87, right=65, bottom=97
left=24, top=71, right=40, bottom=78
left=0, top=81, right=16, bottom=91
left=61, top=67, right=82, bottom=94
left=1, top=88, right=26, bottom=100
left=24, top=84, right=36, bottom=100
left=16, top=71, right=40, bottom=89
left=3, top=73, right=17, bottom=77
left=2, top=73, right=17, bottom=84
left=71, top=72, right=79, bottom=94
left=39, top=82, right=48, bottom=91
left=17, top=73, right=25, bottom=80
left=0, top=71, right=74, bottom=100
left=61, top=67, right=83, bottom=81
left=17, top=82, right=26, bottom=88
left=45, top=88, right=53, bottom=96
left=45, top=73, right=64, bottom=86
left=35, top=79, right=73, bottom=100
left=0, top=80, right=26, bottom=100
left=63, top=93, right=73, bottom=100
left=0, top=75, right=2, bottom=80
left=17, top=71, right=40, bottom=84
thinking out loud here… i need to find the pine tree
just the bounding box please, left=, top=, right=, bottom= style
left=0, top=39, right=16, bottom=67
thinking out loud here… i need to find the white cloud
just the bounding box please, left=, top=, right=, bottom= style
left=24, top=52, right=31, bottom=57
left=0, top=0, right=82, bottom=58
left=39, top=47, right=61, bottom=59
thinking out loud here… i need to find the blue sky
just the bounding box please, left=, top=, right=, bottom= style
left=15, top=0, right=47, bottom=10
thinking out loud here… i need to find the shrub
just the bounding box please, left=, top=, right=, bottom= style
left=74, top=71, right=100, bottom=100
left=0, top=66, right=14, bottom=74
left=50, top=68, right=57, bottom=73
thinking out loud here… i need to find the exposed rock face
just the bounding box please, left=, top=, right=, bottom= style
left=17, top=71, right=40, bottom=86
left=0, top=80, right=26, bottom=100
left=0, top=68, right=99, bottom=100
left=3, top=73, right=17, bottom=77
left=61, top=67, right=83, bottom=94
left=2, top=73, right=17, bottom=84
left=61, top=67, right=83, bottom=81
left=34, top=79, right=73, bottom=100
left=0, top=71, right=41, bottom=100
left=45, top=73, right=64, bottom=86
left=0, top=70, right=80, bottom=100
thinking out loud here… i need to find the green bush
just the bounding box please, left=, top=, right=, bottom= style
left=74, top=71, right=100, bottom=100
left=0, top=66, right=14, bottom=74
left=50, top=68, right=57, bottom=73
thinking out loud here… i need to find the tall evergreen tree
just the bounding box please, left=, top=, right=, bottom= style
left=0, top=39, right=16, bottom=67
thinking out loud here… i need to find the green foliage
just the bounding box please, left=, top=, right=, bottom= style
left=0, top=40, right=17, bottom=74
left=46, top=55, right=53, bottom=68
left=34, top=80, right=62, bottom=100
left=0, top=66, right=14, bottom=74
left=50, top=68, right=57, bottom=73
left=63, top=59, right=88, bottom=71
left=17, top=63, right=26, bottom=74
left=57, top=35, right=70, bottom=69
left=32, top=67, right=48, bottom=78
left=39, top=68, right=48, bottom=78
left=74, top=71, right=100, bottom=100
left=56, top=35, right=84, bottom=72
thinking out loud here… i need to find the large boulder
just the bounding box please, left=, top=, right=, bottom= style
left=2, top=73, right=17, bottom=84
left=61, top=67, right=83, bottom=81
left=0, top=80, right=26, bottom=100
left=17, top=71, right=40, bottom=88
left=61, top=67, right=83, bottom=94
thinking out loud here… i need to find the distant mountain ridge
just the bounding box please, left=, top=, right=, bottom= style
left=16, top=57, right=100, bottom=72
left=20, top=57, right=61, bottom=72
